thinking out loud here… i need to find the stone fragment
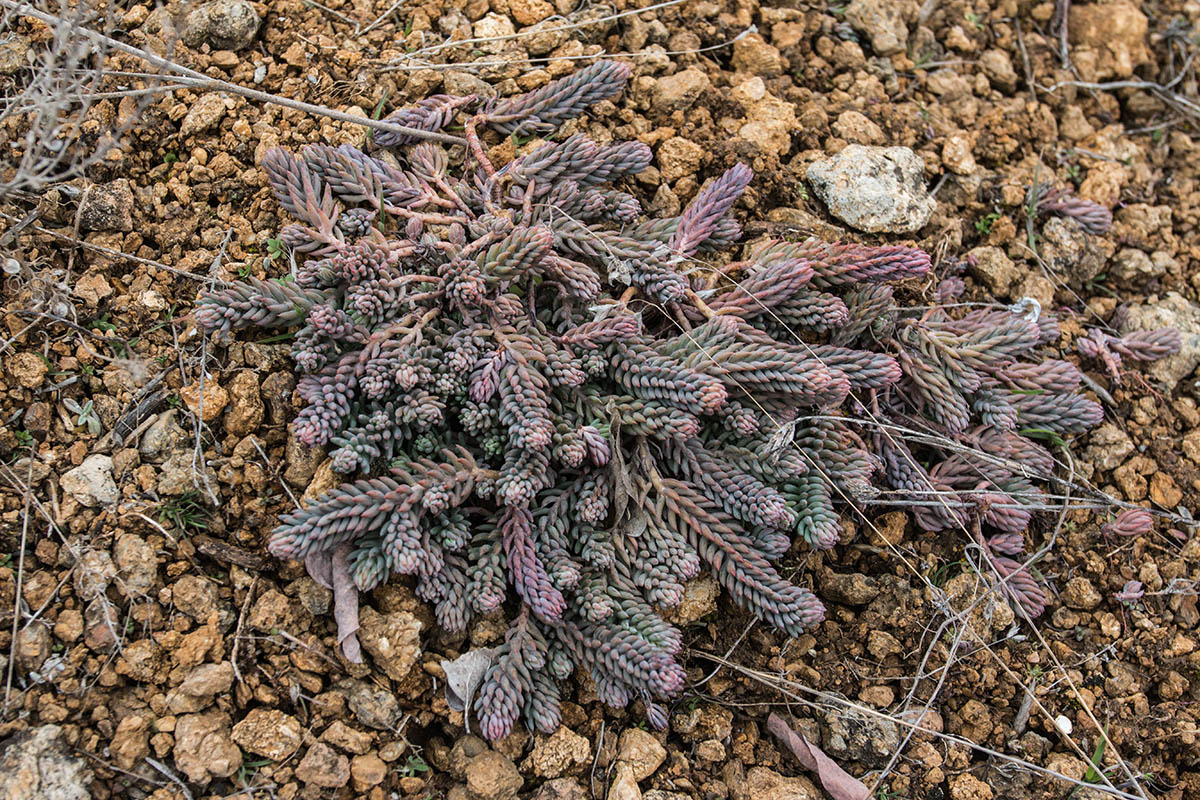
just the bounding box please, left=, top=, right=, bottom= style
left=8, top=353, right=46, bottom=389
left=466, top=750, right=523, bottom=800
left=346, top=680, right=403, bottom=729
left=807, top=145, right=934, bottom=233
left=657, top=136, right=703, bottom=182
left=60, top=455, right=119, bottom=507
left=731, top=32, right=783, bottom=76
left=174, top=712, right=242, bottom=784
left=358, top=608, right=422, bottom=683
left=167, top=662, right=235, bottom=713
left=110, top=715, right=150, bottom=771
left=113, top=534, right=157, bottom=596
left=665, top=574, right=718, bottom=624
left=296, top=742, right=351, bottom=788
left=652, top=68, right=710, bottom=112
left=1062, top=577, right=1102, bottom=610
left=744, top=766, right=821, bottom=800
left=232, top=708, right=304, bottom=760
left=820, top=571, right=880, bottom=605
left=351, top=753, right=388, bottom=790
left=524, top=727, right=591, bottom=778
left=845, top=0, right=919, bottom=56
left=172, top=575, right=218, bottom=620
left=1068, top=1, right=1151, bottom=81
left=79, top=180, right=133, bottom=232
left=0, top=725, right=90, bottom=800
left=224, top=369, right=264, bottom=436
left=978, top=49, right=1018, bottom=92
left=968, top=246, right=1019, bottom=297
left=182, top=0, right=261, bottom=51
left=509, top=0, right=552, bottom=25
left=180, top=380, right=229, bottom=423
left=616, top=728, right=666, bottom=781
left=729, top=77, right=797, bottom=157
left=181, top=93, right=227, bottom=136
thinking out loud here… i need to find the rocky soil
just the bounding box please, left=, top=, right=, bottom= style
left=2, top=0, right=1200, bottom=798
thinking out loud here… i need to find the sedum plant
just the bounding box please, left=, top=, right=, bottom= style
left=196, top=61, right=1114, bottom=739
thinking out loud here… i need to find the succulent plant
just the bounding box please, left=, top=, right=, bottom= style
left=197, top=60, right=1114, bottom=738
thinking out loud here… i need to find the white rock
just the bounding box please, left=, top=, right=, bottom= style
left=59, top=455, right=119, bottom=507
left=806, top=145, right=935, bottom=233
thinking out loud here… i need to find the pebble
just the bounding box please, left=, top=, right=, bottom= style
left=0, top=34, right=29, bottom=75
left=867, top=629, right=902, bottom=659
left=472, top=13, right=516, bottom=54
left=941, top=133, right=976, bottom=176
left=232, top=708, right=303, bottom=760
left=832, top=110, right=884, bottom=145
left=695, top=739, right=726, bottom=762
left=608, top=765, right=642, bottom=800
left=172, top=575, right=218, bottom=620
left=1067, top=1, right=1151, bottom=81
left=652, top=68, right=710, bottom=112
left=110, top=715, right=150, bottom=770
left=0, top=725, right=90, bottom=800
left=664, top=574, right=717, bottom=624
left=14, top=625, right=51, bottom=673
left=181, top=93, right=227, bottom=137
left=358, top=608, right=423, bottom=682
left=156, top=450, right=217, bottom=496
left=509, top=0, right=553, bottom=25
left=616, top=728, right=666, bottom=781
left=73, top=549, right=116, bottom=601
left=821, top=704, right=900, bottom=767
left=173, top=711, right=242, bottom=784
left=8, top=353, right=46, bottom=389
left=180, top=380, right=229, bottom=423
left=1039, top=217, right=1111, bottom=287
left=321, top=720, right=373, bottom=754
left=743, top=766, right=821, bottom=800
left=466, top=750, right=523, bottom=799
left=140, top=410, right=188, bottom=458
left=728, top=77, right=796, bottom=157
left=53, top=609, right=83, bottom=643
left=950, top=773, right=994, bottom=800
left=113, top=533, right=157, bottom=596
left=182, top=0, right=261, bottom=51
left=524, top=727, right=591, bottom=778
left=657, top=137, right=703, bottom=182
left=731, top=32, right=783, bottom=77
left=224, top=370, right=264, bottom=436
left=533, top=777, right=588, bottom=800
left=820, top=571, right=880, bottom=606
left=806, top=145, right=935, bottom=233
left=346, top=680, right=403, bottom=730
left=78, top=180, right=134, bottom=232
left=351, top=752, right=388, bottom=790
left=167, top=662, right=235, bottom=713
left=845, top=0, right=919, bottom=56
left=1062, top=577, right=1103, bottom=611
left=83, top=596, right=119, bottom=652
left=968, top=246, right=1019, bottom=298
left=978, top=49, right=1018, bottom=92
left=296, top=742, right=351, bottom=788
left=60, top=454, right=119, bottom=507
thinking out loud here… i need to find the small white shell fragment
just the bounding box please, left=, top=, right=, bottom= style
left=1054, top=714, right=1073, bottom=735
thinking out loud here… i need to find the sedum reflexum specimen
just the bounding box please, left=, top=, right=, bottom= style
left=197, top=61, right=1110, bottom=738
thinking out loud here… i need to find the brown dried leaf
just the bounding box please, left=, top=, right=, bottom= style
left=767, top=712, right=871, bottom=800
left=305, top=544, right=363, bottom=663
